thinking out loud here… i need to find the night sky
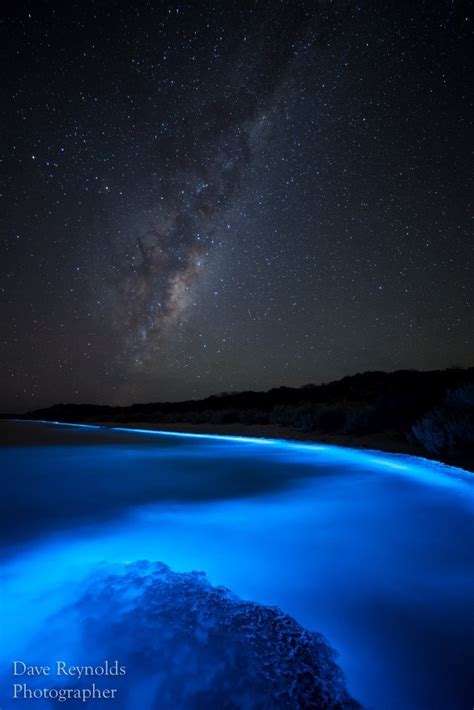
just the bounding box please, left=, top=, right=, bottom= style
left=1, top=1, right=472, bottom=411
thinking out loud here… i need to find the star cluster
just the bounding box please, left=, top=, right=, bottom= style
left=1, top=1, right=472, bottom=409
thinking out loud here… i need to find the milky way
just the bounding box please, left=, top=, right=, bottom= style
left=2, top=1, right=473, bottom=409
left=110, top=5, right=319, bottom=373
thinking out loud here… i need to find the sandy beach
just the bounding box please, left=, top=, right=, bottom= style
left=95, top=420, right=474, bottom=473
left=3, top=418, right=473, bottom=472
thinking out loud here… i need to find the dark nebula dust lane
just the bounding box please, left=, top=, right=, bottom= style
left=107, top=4, right=326, bottom=375
left=2, top=1, right=473, bottom=409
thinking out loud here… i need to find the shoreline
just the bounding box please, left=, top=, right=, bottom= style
left=3, top=418, right=473, bottom=473
left=95, top=420, right=474, bottom=473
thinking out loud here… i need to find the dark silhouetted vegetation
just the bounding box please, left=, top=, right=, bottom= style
left=16, top=367, right=474, bottom=463
left=410, top=384, right=474, bottom=455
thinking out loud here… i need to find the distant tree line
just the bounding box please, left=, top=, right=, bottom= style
left=22, top=367, right=474, bottom=460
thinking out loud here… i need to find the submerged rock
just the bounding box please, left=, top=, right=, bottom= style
left=67, top=560, right=362, bottom=709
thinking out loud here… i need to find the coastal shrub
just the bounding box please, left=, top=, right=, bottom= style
left=317, top=405, right=347, bottom=433
left=178, top=410, right=210, bottom=424
left=445, top=384, right=474, bottom=409
left=411, top=407, right=474, bottom=455
left=411, top=410, right=448, bottom=454
left=237, top=409, right=269, bottom=425
left=268, top=405, right=315, bottom=432
left=342, top=404, right=378, bottom=435
left=207, top=409, right=239, bottom=425
left=286, top=406, right=316, bottom=432
left=269, top=405, right=300, bottom=428
left=270, top=403, right=350, bottom=434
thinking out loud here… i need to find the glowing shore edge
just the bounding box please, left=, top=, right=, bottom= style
left=11, top=418, right=473, bottom=483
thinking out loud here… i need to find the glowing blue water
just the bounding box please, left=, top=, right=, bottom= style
left=1, top=421, right=473, bottom=709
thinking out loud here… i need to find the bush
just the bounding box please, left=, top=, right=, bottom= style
left=238, top=409, right=269, bottom=425
left=292, top=406, right=319, bottom=432
left=269, top=405, right=299, bottom=428
left=316, top=405, right=347, bottom=433
left=411, top=407, right=474, bottom=455
left=342, top=404, right=378, bottom=435
left=446, top=384, right=474, bottom=409
left=267, top=404, right=317, bottom=431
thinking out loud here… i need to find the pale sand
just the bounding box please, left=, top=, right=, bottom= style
left=2, top=419, right=472, bottom=472
left=100, top=420, right=474, bottom=472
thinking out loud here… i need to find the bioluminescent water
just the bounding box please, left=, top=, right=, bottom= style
left=1, top=420, right=474, bottom=709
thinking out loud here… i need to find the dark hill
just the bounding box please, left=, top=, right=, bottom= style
left=17, top=367, right=474, bottom=461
